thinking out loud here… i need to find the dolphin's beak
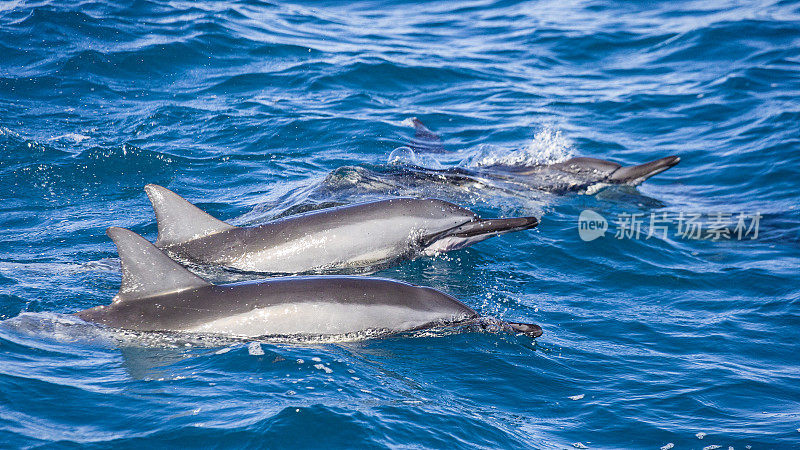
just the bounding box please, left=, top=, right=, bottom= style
left=421, top=216, right=540, bottom=249
left=609, top=155, right=681, bottom=185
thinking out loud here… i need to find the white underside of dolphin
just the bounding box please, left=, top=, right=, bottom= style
left=184, top=303, right=450, bottom=336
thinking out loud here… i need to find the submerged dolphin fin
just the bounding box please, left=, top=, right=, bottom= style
left=403, top=117, right=445, bottom=152
left=144, top=184, right=236, bottom=247
left=107, top=227, right=210, bottom=303
left=421, top=216, right=539, bottom=252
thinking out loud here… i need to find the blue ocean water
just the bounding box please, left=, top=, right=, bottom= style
left=1, top=0, right=799, bottom=447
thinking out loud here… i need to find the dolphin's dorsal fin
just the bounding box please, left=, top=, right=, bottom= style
left=107, top=227, right=211, bottom=303
left=402, top=117, right=445, bottom=153
left=144, top=184, right=235, bottom=246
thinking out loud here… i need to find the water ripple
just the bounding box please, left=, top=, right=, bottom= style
left=0, top=0, right=798, bottom=447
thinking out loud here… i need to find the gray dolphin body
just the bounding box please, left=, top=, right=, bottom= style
left=404, top=117, right=680, bottom=194
left=145, top=185, right=539, bottom=274
left=75, top=228, right=542, bottom=338
left=480, top=155, right=681, bottom=194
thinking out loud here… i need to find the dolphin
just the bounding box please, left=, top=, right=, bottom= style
left=403, top=117, right=680, bottom=194
left=144, top=184, right=539, bottom=274
left=479, top=154, right=681, bottom=194
left=74, top=228, right=543, bottom=338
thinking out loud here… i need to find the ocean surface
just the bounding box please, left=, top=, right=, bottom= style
left=1, top=0, right=799, bottom=448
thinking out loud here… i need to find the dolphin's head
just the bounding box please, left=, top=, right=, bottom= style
left=405, top=199, right=539, bottom=255
left=372, top=198, right=473, bottom=236
left=411, top=198, right=478, bottom=229
left=507, top=155, right=681, bottom=194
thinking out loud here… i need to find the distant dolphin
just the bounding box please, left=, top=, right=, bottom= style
left=144, top=184, right=539, bottom=274
left=402, top=117, right=680, bottom=194
left=75, top=228, right=543, bottom=338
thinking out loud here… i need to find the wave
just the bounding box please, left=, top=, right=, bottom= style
left=1, top=0, right=799, bottom=447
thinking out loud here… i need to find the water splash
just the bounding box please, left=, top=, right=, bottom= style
left=387, top=146, right=445, bottom=169
left=462, top=126, right=574, bottom=168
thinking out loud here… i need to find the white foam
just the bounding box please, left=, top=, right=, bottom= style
left=0, top=127, right=21, bottom=138
left=462, top=126, right=573, bottom=168
left=400, top=117, right=416, bottom=128
left=51, top=133, right=90, bottom=144
left=314, top=363, right=333, bottom=374
left=387, top=146, right=445, bottom=169
left=247, top=342, right=264, bottom=355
